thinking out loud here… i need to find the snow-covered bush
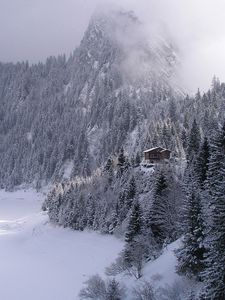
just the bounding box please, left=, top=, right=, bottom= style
left=132, top=281, right=156, bottom=300
left=79, top=275, right=125, bottom=300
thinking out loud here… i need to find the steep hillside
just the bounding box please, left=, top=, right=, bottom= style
left=0, top=9, right=181, bottom=189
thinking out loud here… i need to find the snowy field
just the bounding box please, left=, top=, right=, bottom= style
left=0, top=190, right=123, bottom=300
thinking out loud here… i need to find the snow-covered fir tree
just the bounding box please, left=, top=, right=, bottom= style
left=201, top=123, right=225, bottom=299
left=176, top=186, right=205, bottom=280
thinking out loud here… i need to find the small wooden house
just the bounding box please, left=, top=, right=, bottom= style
left=143, top=147, right=171, bottom=164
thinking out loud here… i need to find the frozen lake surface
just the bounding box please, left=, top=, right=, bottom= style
left=0, top=189, right=123, bottom=300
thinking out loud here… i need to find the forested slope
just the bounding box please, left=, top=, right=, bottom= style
left=0, top=10, right=179, bottom=189
left=45, top=78, right=225, bottom=299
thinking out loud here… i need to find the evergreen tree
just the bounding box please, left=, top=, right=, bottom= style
left=117, top=147, right=126, bottom=177
left=176, top=187, right=205, bottom=280
left=125, top=175, right=136, bottom=208
left=183, top=111, right=189, bottom=130
left=181, top=129, right=187, bottom=149
left=154, top=171, right=168, bottom=197
left=104, top=157, right=114, bottom=184
left=147, top=168, right=181, bottom=246
left=211, top=75, right=220, bottom=92
left=201, top=123, right=225, bottom=299
left=135, top=152, right=141, bottom=166
left=187, top=119, right=201, bottom=163
left=83, top=155, right=91, bottom=177
left=194, top=137, right=210, bottom=187
left=117, top=190, right=127, bottom=223
left=169, top=98, right=177, bottom=123
left=124, top=201, right=147, bottom=279
left=125, top=200, right=143, bottom=243
left=63, top=138, right=75, bottom=160
left=104, top=157, right=114, bottom=173
left=117, top=147, right=126, bottom=167
left=162, top=123, right=171, bottom=149
left=148, top=171, right=169, bottom=243
left=106, top=278, right=124, bottom=300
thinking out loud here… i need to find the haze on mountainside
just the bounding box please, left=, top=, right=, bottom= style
left=1, top=0, right=225, bottom=92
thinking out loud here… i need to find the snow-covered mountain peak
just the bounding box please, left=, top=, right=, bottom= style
left=79, top=8, right=180, bottom=89
left=87, top=8, right=141, bottom=37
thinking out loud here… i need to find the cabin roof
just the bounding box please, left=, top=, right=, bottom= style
left=160, top=149, right=171, bottom=153
left=143, top=147, right=171, bottom=153
left=143, top=147, right=163, bottom=153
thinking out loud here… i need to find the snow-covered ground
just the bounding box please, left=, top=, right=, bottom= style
left=143, top=240, right=181, bottom=286
left=0, top=189, right=42, bottom=220
left=0, top=190, right=123, bottom=300
left=0, top=189, right=183, bottom=300
left=117, top=240, right=182, bottom=299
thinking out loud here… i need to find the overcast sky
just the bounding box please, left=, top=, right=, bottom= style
left=0, top=0, right=225, bottom=92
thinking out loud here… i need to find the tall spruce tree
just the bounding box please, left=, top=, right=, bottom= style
left=104, top=157, right=114, bottom=184
left=117, top=147, right=126, bottom=177
left=148, top=171, right=169, bottom=243
left=125, top=175, right=136, bottom=208
left=117, top=147, right=126, bottom=167
left=106, top=278, right=124, bottom=300
left=135, top=152, right=141, bottom=166
left=154, top=171, right=168, bottom=197
left=187, top=119, right=201, bottom=164
left=194, top=137, right=210, bottom=187
left=125, top=200, right=143, bottom=243
left=201, top=123, right=225, bottom=299
left=176, top=187, right=205, bottom=280
left=124, top=200, right=146, bottom=279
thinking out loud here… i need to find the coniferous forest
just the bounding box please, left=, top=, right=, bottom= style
left=1, top=8, right=225, bottom=300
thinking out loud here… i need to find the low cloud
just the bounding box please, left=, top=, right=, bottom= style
left=0, top=0, right=225, bottom=92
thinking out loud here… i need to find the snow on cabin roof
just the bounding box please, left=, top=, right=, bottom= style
left=143, top=147, right=171, bottom=153
left=160, top=149, right=171, bottom=153
left=143, top=147, right=163, bottom=153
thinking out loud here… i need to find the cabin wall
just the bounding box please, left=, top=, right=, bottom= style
left=160, top=151, right=170, bottom=160
left=144, top=149, right=171, bottom=163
